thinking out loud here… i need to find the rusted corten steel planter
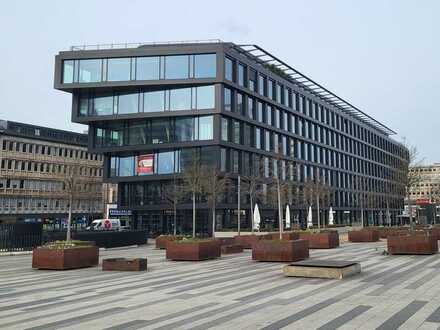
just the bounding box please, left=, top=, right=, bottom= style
left=430, top=227, right=440, bottom=240
left=264, top=232, right=300, bottom=241
left=166, top=240, right=221, bottom=261
left=32, top=246, right=99, bottom=270
left=387, top=234, right=438, bottom=255
left=102, top=258, right=147, bottom=271
left=348, top=229, right=380, bottom=242
left=252, top=239, right=309, bottom=262
left=217, top=237, right=236, bottom=246
left=298, top=231, right=339, bottom=249
left=221, top=244, right=243, bottom=254
left=155, top=235, right=183, bottom=249
left=234, top=235, right=262, bottom=249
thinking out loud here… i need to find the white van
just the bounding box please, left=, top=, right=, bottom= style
left=87, top=219, right=121, bottom=231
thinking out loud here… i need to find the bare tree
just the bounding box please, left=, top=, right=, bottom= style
left=63, top=164, right=82, bottom=241
left=181, top=157, right=203, bottom=238
left=303, top=170, right=332, bottom=229
left=241, top=161, right=264, bottom=233
left=200, top=165, right=229, bottom=238
left=399, top=139, right=423, bottom=231
left=163, top=174, right=185, bottom=236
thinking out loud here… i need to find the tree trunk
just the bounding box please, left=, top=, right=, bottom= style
left=173, top=203, right=177, bottom=236
left=316, top=195, right=320, bottom=230
left=192, top=191, right=196, bottom=238
left=360, top=206, right=364, bottom=228
left=250, top=194, right=254, bottom=233
left=67, top=194, right=73, bottom=241
left=277, top=178, right=282, bottom=240
left=212, top=201, right=216, bottom=238
left=408, top=194, right=414, bottom=231
left=237, top=176, right=241, bottom=236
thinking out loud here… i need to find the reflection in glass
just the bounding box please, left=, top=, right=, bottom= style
left=165, top=55, right=189, bottom=79
left=224, top=87, right=232, bottom=111
left=128, top=122, right=147, bottom=145
left=225, top=57, right=233, bottom=81
left=175, top=117, right=194, bottom=142
left=144, top=91, right=165, bottom=112
left=170, top=88, right=191, bottom=110
left=107, top=58, right=131, bottom=81
left=151, top=119, right=171, bottom=144
left=117, top=93, right=138, bottom=114
left=194, top=54, right=216, bottom=78
left=63, top=60, right=74, bottom=83
left=157, top=151, right=175, bottom=174
left=196, top=86, right=215, bottom=109
left=136, top=57, right=160, bottom=80
left=79, top=59, right=102, bottom=83
left=119, top=157, right=135, bottom=176
left=94, top=94, right=113, bottom=116
left=199, top=116, right=213, bottom=140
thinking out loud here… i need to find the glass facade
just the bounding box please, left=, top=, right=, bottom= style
left=79, top=85, right=215, bottom=117
left=62, top=53, right=217, bottom=84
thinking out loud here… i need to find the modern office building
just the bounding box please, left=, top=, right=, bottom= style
left=54, top=40, right=409, bottom=235
left=0, top=120, right=116, bottom=225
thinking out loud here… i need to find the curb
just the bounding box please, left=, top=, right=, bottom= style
left=0, top=251, right=33, bottom=257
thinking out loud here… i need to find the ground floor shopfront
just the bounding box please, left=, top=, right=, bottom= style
left=127, top=205, right=403, bottom=237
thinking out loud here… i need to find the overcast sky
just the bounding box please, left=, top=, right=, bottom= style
left=0, top=0, right=438, bottom=162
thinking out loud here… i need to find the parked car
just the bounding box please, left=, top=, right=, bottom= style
left=86, top=219, right=125, bottom=231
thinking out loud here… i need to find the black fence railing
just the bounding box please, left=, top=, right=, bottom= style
left=0, top=223, right=43, bottom=252
left=43, top=230, right=148, bottom=248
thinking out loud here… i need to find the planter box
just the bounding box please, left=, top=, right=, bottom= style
left=388, top=234, right=438, bottom=255
left=217, top=237, right=236, bottom=246
left=298, top=231, right=339, bottom=249
left=32, top=246, right=99, bottom=270
left=252, top=239, right=309, bottom=262
left=264, top=232, right=300, bottom=241
left=102, top=258, right=147, bottom=271
left=166, top=240, right=221, bottom=261
left=155, top=235, right=183, bottom=249
left=430, top=228, right=440, bottom=240
left=348, top=229, right=379, bottom=242
left=234, top=235, right=262, bottom=249
left=221, top=244, right=243, bottom=254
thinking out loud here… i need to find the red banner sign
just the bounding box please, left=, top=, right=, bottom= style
left=137, top=154, right=154, bottom=174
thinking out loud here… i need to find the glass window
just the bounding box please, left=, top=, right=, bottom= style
left=237, top=93, right=244, bottom=114
left=175, top=117, right=195, bottom=142
left=267, top=79, right=274, bottom=99
left=151, top=119, right=172, bottom=144
left=157, top=151, right=175, bottom=174
left=128, top=122, right=147, bottom=145
left=224, top=87, right=232, bottom=111
left=266, top=105, right=272, bottom=125
left=165, top=55, right=189, bottom=79
left=233, top=120, right=240, bottom=144
left=117, top=93, right=138, bottom=114
left=194, top=54, right=216, bottom=78
left=144, top=90, right=165, bottom=112
left=170, top=88, right=191, bottom=110
left=238, top=63, right=246, bottom=86
left=220, top=148, right=227, bottom=172
left=199, top=116, right=213, bottom=140
left=249, top=69, right=257, bottom=91
left=257, top=102, right=263, bottom=122
left=276, top=84, right=282, bottom=103
left=221, top=117, right=229, bottom=141
left=63, top=60, right=74, bottom=83
left=107, top=58, right=131, bottom=81
left=258, top=74, right=265, bottom=95
left=232, top=150, right=239, bottom=173
left=79, top=59, right=102, bottom=83
left=225, top=57, right=234, bottom=81
left=265, top=130, right=270, bottom=151
left=255, top=127, right=261, bottom=149
left=248, top=96, right=254, bottom=119
left=136, top=57, right=160, bottom=80
left=196, top=86, right=215, bottom=109
left=119, top=156, right=135, bottom=176
left=93, top=94, right=113, bottom=116
left=275, top=108, right=280, bottom=128
left=79, top=96, right=88, bottom=116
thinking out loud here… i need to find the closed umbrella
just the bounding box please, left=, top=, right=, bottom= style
left=307, top=205, right=313, bottom=229
left=285, top=205, right=291, bottom=230
left=253, top=204, right=261, bottom=231
left=329, top=207, right=334, bottom=226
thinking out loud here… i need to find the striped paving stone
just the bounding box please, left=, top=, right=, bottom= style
left=1, top=240, right=440, bottom=329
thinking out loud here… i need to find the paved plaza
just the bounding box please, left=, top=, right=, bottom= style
left=1, top=241, right=440, bottom=329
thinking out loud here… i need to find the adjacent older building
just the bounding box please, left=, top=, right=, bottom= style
left=0, top=120, right=115, bottom=225
left=54, top=40, right=408, bottom=235
left=406, top=163, right=440, bottom=224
